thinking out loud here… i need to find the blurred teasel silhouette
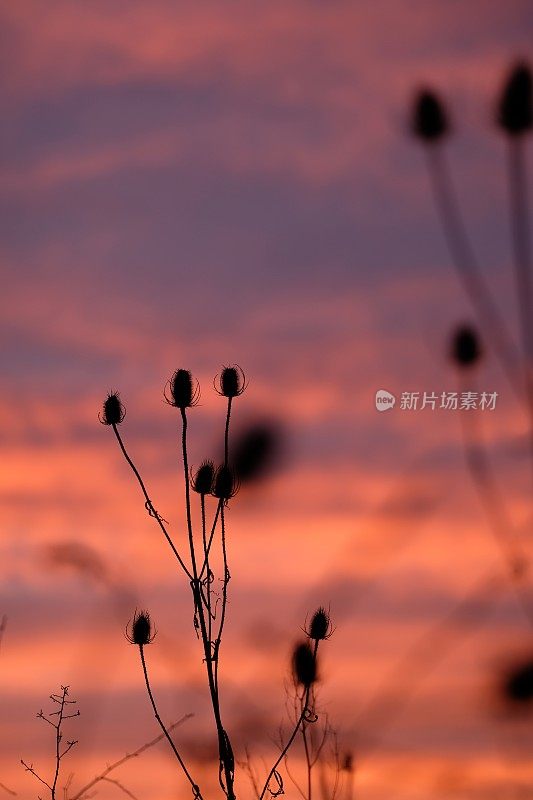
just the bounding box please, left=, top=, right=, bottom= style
left=497, top=61, right=532, bottom=136
left=411, top=88, right=449, bottom=143
left=502, top=656, right=533, bottom=706
left=450, top=324, right=483, bottom=369
left=292, top=641, right=318, bottom=688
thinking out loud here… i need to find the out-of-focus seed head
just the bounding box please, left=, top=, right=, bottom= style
left=192, top=460, right=215, bottom=495
left=100, top=392, right=125, bottom=425
left=165, top=369, right=200, bottom=409
left=450, top=325, right=482, bottom=368
left=308, top=607, right=332, bottom=641
left=216, top=365, right=247, bottom=398
left=341, top=753, right=354, bottom=772
left=212, top=465, right=239, bottom=502
left=231, top=421, right=281, bottom=485
left=126, top=610, right=155, bottom=646
left=497, top=61, right=532, bottom=136
left=411, top=89, right=449, bottom=143
left=292, top=641, right=317, bottom=688
left=502, top=658, right=533, bottom=706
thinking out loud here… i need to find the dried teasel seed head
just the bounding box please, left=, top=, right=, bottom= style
left=497, top=61, right=532, bottom=136
left=191, top=460, right=215, bottom=495
left=212, top=465, right=239, bottom=501
left=308, top=607, right=332, bottom=641
left=216, top=365, right=247, bottom=398
left=166, top=369, right=199, bottom=409
left=411, top=89, right=449, bottom=143
left=450, top=325, right=482, bottom=369
left=100, top=392, right=125, bottom=425
left=127, top=610, right=155, bottom=646
left=292, top=641, right=317, bottom=688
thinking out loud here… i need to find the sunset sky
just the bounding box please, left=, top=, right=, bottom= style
left=1, top=2, right=533, bottom=799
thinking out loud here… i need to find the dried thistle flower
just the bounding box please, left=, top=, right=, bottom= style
left=126, top=610, right=156, bottom=646
left=450, top=324, right=482, bottom=368
left=191, top=460, right=215, bottom=495
left=307, top=607, right=332, bottom=641
left=292, top=641, right=317, bottom=688
left=215, top=365, right=247, bottom=398
left=497, top=61, right=532, bottom=136
left=99, top=392, right=125, bottom=425
left=411, top=89, right=449, bottom=143
left=165, top=369, right=200, bottom=409
left=212, top=465, right=239, bottom=501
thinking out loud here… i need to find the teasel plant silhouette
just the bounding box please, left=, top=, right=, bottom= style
left=251, top=610, right=333, bottom=800
left=410, top=63, right=533, bottom=608
left=448, top=323, right=533, bottom=627
left=21, top=686, right=80, bottom=800
left=411, top=62, right=533, bottom=443
left=277, top=612, right=341, bottom=800
left=101, top=367, right=334, bottom=800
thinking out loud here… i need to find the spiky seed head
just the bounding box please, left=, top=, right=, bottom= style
left=100, top=392, right=125, bottom=425
left=192, top=460, right=215, bottom=495
left=292, top=641, right=317, bottom=687
left=309, top=607, right=331, bottom=641
left=497, top=61, right=532, bottom=136
left=216, top=365, right=246, bottom=398
left=167, top=369, right=199, bottom=409
left=212, top=465, right=239, bottom=501
left=450, top=325, right=482, bottom=368
left=127, top=610, right=155, bottom=646
left=411, top=89, right=449, bottom=143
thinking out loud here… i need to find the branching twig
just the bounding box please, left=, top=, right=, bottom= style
left=69, top=715, right=193, bottom=800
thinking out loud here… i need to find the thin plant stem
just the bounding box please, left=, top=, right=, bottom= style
left=426, top=146, right=523, bottom=400
left=214, top=397, right=234, bottom=692
left=213, top=504, right=230, bottom=693
left=458, top=375, right=533, bottom=627
left=507, top=138, right=533, bottom=478
left=301, top=714, right=312, bottom=800
left=199, top=501, right=222, bottom=579
left=138, top=645, right=201, bottom=798
left=69, top=714, right=193, bottom=800
left=201, top=494, right=214, bottom=649
left=224, top=397, right=233, bottom=468
left=179, top=409, right=236, bottom=800
left=112, top=424, right=192, bottom=579
left=259, top=642, right=319, bottom=800
left=350, top=571, right=504, bottom=751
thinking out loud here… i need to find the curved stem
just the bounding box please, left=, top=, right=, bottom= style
left=426, top=146, right=523, bottom=400
left=111, top=424, right=192, bottom=579
left=179, top=409, right=236, bottom=800
left=458, top=373, right=533, bottom=627
left=138, top=645, right=201, bottom=798
left=507, top=138, right=533, bottom=483
left=259, top=642, right=319, bottom=800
